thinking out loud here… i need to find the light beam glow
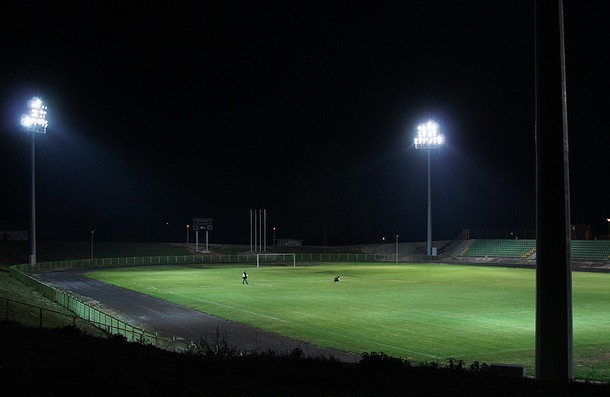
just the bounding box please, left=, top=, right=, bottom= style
left=414, top=120, right=444, bottom=149
left=20, top=96, right=48, bottom=133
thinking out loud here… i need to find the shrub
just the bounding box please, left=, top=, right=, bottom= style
left=188, top=327, right=241, bottom=358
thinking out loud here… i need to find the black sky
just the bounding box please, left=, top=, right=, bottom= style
left=1, top=1, right=608, bottom=245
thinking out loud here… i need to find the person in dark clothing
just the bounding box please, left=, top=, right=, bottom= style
left=334, top=275, right=340, bottom=283
left=242, top=271, right=248, bottom=284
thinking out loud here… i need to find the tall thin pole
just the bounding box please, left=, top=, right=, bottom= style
left=264, top=209, right=267, bottom=252
left=426, top=148, right=432, bottom=257
left=22, top=97, right=47, bottom=266
left=30, top=133, right=36, bottom=265
left=395, top=234, right=399, bottom=263
left=415, top=121, right=442, bottom=257
left=258, top=209, right=262, bottom=251
left=250, top=210, right=253, bottom=251
left=90, top=230, right=94, bottom=260
left=535, top=0, right=573, bottom=381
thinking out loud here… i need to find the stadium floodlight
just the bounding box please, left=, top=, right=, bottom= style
left=414, top=120, right=444, bottom=149
left=21, top=96, right=49, bottom=266
left=414, top=120, right=444, bottom=257
left=20, top=97, right=48, bottom=134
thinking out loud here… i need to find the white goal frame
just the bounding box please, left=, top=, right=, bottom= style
left=256, top=253, right=296, bottom=268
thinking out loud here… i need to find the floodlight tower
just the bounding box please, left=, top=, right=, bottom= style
left=20, top=97, right=49, bottom=266
left=414, top=120, right=444, bottom=257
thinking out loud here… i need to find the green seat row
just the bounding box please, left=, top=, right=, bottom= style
left=571, top=241, right=610, bottom=261
left=460, top=239, right=536, bottom=258
left=460, top=239, right=610, bottom=261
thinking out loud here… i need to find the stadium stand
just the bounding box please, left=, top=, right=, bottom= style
left=458, top=239, right=610, bottom=262
left=571, top=240, right=610, bottom=261
left=459, top=239, right=536, bottom=259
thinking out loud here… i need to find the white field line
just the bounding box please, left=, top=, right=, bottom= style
left=170, top=292, right=437, bottom=358
left=171, top=291, right=287, bottom=322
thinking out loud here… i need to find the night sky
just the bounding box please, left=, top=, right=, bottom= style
left=1, top=1, right=609, bottom=245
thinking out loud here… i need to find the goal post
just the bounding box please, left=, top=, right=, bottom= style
left=256, top=253, right=296, bottom=268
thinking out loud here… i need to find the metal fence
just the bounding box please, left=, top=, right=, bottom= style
left=12, top=252, right=446, bottom=274
left=9, top=265, right=194, bottom=352
left=459, top=229, right=536, bottom=240
left=42, top=252, right=442, bottom=268
left=1, top=295, right=77, bottom=328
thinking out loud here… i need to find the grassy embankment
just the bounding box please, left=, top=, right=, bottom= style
left=0, top=240, right=191, bottom=332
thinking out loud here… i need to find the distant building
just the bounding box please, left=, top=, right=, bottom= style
left=571, top=224, right=591, bottom=240
left=1, top=231, right=28, bottom=241
left=276, top=238, right=303, bottom=247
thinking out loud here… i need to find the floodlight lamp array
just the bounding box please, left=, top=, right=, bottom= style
left=414, top=120, right=444, bottom=149
left=20, top=97, right=48, bottom=133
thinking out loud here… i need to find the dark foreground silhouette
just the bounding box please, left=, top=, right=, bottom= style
left=2, top=322, right=610, bottom=396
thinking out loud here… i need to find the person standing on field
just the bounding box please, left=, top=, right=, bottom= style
left=242, top=271, right=248, bottom=284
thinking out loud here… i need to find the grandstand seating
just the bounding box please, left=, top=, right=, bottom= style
left=571, top=240, right=610, bottom=261
left=459, top=239, right=610, bottom=262
left=459, top=239, right=536, bottom=258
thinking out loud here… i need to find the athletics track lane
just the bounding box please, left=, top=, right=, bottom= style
left=34, top=268, right=360, bottom=363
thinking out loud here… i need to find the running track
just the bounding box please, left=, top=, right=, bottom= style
left=34, top=268, right=360, bottom=362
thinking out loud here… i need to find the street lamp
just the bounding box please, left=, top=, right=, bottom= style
left=395, top=234, right=399, bottom=263
left=20, top=97, right=48, bottom=266
left=273, top=227, right=276, bottom=246
left=607, top=219, right=610, bottom=236
left=186, top=224, right=190, bottom=244
left=91, top=230, right=95, bottom=260
left=414, top=120, right=444, bottom=257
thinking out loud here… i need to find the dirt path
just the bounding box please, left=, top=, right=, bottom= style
left=35, top=268, right=360, bottom=362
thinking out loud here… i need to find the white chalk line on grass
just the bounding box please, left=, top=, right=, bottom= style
left=158, top=291, right=525, bottom=361
left=170, top=291, right=288, bottom=322
left=475, top=346, right=534, bottom=356
left=284, top=310, right=438, bottom=358
left=171, top=292, right=440, bottom=359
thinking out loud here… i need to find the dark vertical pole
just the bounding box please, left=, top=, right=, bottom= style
left=427, top=148, right=432, bottom=256
left=30, top=132, right=37, bottom=265
left=535, top=0, right=573, bottom=381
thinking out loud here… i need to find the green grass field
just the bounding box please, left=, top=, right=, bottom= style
left=86, top=263, right=610, bottom=381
